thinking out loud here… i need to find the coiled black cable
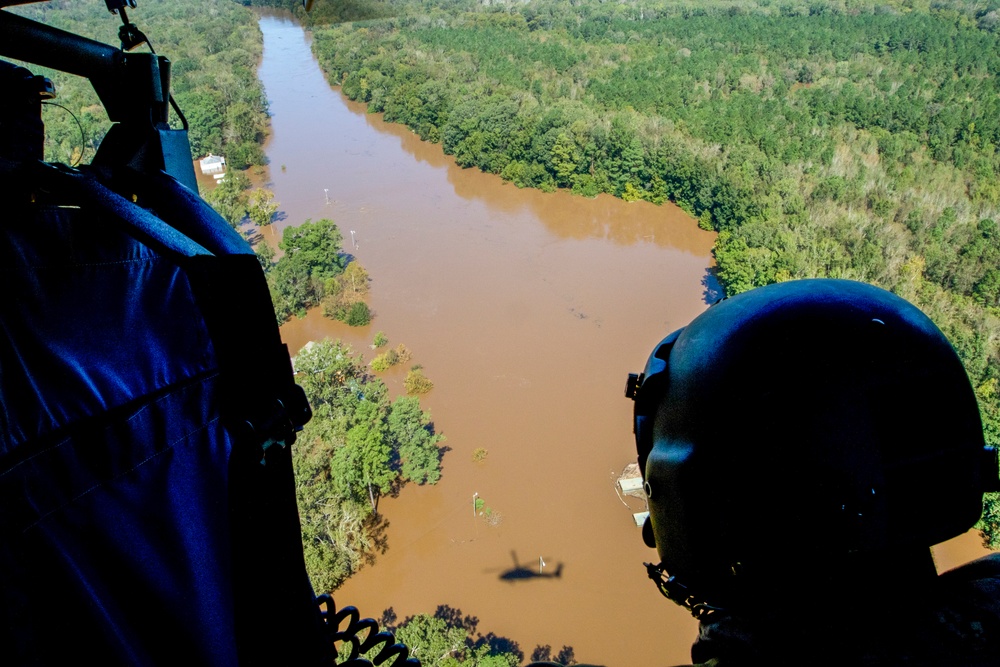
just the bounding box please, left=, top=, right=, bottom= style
left=317, top=594, right=421, bottom=666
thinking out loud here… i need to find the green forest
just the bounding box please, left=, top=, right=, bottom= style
left=272, top=0, right=1000, bottom=546
left=377, top=606, right=523, bottom=666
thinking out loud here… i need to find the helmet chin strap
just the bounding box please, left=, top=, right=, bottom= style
left=645, top=562, right=725, bottom=620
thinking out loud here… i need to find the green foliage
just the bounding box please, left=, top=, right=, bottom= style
left=471, top=447, right=488, bottom=463
left=370, top=349, right=398, bottom=372
left=980, top=493, right=1000, bottom=550
left=292, top=339, right=447, bottom=589
left=255, top=240, right=276, bottom=271
left=389, top=396, right=445, bottom=485
left=698, top=211, right=714, bottom=232
left=395, top=614, right=467, bottom=667
left=253, top=0, right=399, bottom=26
left=321, top=259, right=372, bottom=325
left=205, top=171, right=252, bottom=229
left=385, top=606, right=521, bottom=667
left=266, top=218, right=353, bottom=322
left=373, top=331, right=389, bottom=348
left=280, top=218, right=347, bottom=281
left=370, top=344, right=411, bottom=371
left=298, top=493, right=381, bottom=594
left=247, top=188, right=279, bottom=227
left=404, top=367, right=435, bottom=395
left=333, top=399, right=396, bottom=511
left=293, top=340, right=379, bottom=591
left=345, top=301, right=372, bottom=326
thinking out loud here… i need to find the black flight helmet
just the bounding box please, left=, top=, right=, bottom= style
left=627, top=279, right=997, bottom=610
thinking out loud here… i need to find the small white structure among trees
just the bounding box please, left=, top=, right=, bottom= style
left=198, top=154, right=226, bottom=175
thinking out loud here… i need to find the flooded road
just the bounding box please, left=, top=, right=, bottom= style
left=256, top=13, right=991, bottom=665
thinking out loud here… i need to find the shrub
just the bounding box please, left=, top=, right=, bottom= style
left=320, top=298, right=346, bottom=321
left=370, top=354, right=391, bottom=372
left=404, top=368, right=434, bottom=395
left=345, top=301, right=371, bottom=326
left=472, top=447, right=488, bottom=462
left=698, top=211, right=714, bottom=231
left=370, top=348, right=399, bottom=372
left=394, top=343, right=412, bottom=364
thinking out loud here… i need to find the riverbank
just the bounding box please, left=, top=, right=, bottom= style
left=255, top=11, right=992, bottom=665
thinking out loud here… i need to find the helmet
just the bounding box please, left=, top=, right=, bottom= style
left=627, top=279, right=997, bottom=610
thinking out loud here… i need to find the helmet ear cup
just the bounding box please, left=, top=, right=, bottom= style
left=630, top=328, right=682, bottom=475
left=641, top=515, right=656, bottom=549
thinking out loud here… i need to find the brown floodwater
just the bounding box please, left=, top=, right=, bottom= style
left=256, top=13, right=991, bottom=666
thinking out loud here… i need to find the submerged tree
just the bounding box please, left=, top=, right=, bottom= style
left=405, top=366, right=435, bottom=395
left=385, top=606, right=521, bottom=667
left=279, top=218, right=347, bottom=280
left=267, top=218, right=350, bottom=322
left=291, top=339, right=446, bottom=589
left=247, top=187, right=279, bottom=228
left=389, top=396, right=445, bottom=485
left=205, top=171, right=251, bottom=229
left=333, top=399, right=395, bottom=512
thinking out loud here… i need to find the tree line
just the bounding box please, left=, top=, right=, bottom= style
left=288, top=0, right=1000, bottom=546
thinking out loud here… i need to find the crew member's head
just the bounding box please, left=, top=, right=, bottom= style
left=627, top=279, right=997, bottom=614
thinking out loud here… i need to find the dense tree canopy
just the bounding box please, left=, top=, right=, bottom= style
left=293, top=339, right=445, bottom=592
left=261, top=217, right=378, bottom=326
left=379, top=606, right=521, bottom=667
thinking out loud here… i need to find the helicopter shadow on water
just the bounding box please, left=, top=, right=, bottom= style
left=488, top=551, right=564, bottom=582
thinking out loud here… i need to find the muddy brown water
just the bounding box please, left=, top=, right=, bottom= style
left=256, top=13, right=991, bottom=665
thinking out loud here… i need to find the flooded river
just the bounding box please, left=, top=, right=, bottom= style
left=255, top=13, right=990, bottom=666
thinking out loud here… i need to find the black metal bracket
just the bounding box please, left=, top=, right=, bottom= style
left=0, top=8, right=197, bottom=189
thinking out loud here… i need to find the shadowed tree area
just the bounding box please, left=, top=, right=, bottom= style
left=531, top=645, right=578, bottom=666
left=374, top=605, right=523, bottom=666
